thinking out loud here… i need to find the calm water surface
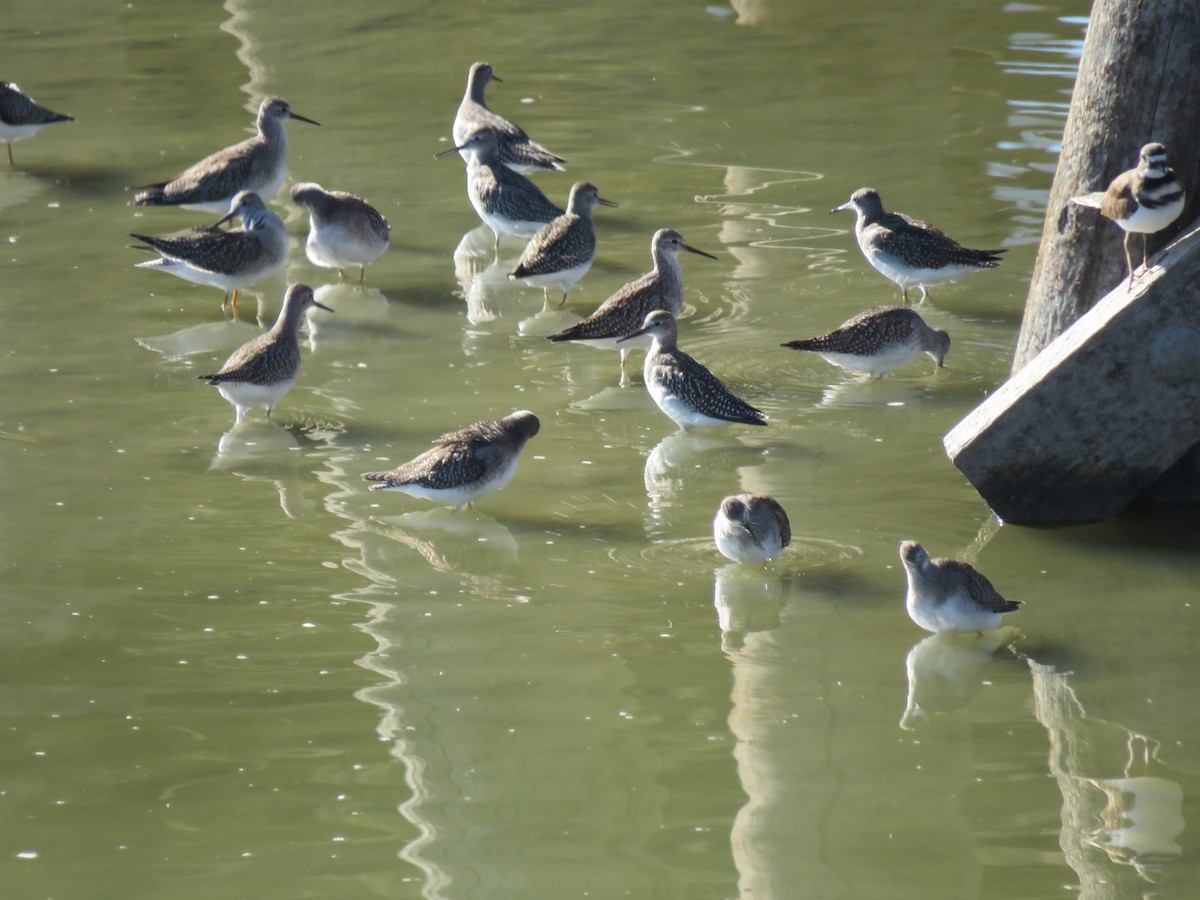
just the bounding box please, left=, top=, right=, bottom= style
left=3, top=1, right=1199, bottom=897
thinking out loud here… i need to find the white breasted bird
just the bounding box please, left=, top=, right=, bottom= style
left=898, top=540, right=1022, bottom=634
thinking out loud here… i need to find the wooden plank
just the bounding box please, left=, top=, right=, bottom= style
left=944, top=225, right=1200, bottom=524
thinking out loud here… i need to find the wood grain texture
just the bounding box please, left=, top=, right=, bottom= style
left=945, top=226, right=1200, bottom=524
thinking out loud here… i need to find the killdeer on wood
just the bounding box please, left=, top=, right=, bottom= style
left=1070, top=142, right=1186, bottom=287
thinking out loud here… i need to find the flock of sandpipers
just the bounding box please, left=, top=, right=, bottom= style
left=0, top=65, right=1185, bottom=635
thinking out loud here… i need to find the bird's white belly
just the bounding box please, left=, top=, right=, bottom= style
left=648, top=382, right=721, bottom=430
left=217, top=378, right=296, bottom=412
left=867, top=248, right=975, bottom=288
left=1119, top=194, right=1185, bottom=234
left=0, top=122, right=44, bottom=143
left=517, top=259, right=592, bottom=290
left=137, top=258, right=240, bottom=291
left=714, top=520, right=782, bottom=563
left=307, top=226, right=386, bottom=268
left=907, top=594, right=1000, bottom=634
left=393, top=452, right=520, bottom=510
left=819, top=344, right=918, bottom=377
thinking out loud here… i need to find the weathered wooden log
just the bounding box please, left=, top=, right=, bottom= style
left=944, top=225, right=1200, bottom=525
left=1011, top=0, right=1200, bottom=373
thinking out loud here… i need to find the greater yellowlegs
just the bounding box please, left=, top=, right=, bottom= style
left=290, top=182, right=391, bottom=283
left=546, top=228, right=716, bottom=372
left=509, top=181, right=615, bottom=305
left=619, top=310, right=767, bottom=431
left=361, top=410, right=541, bottom=510
left=437, top=127, right=563, bottom=251
left=199, top=283, right=331, bottom=422
left=782, top=305, right=949, bottom=377
left=131, top=190, right=287, bottom=313
left=1070, top=142, right=1185, bottom=287
left=0, top=81, right=73, bottom=165
left=898, top=540, right=1022, bottom=634
left=452, top=61, right=566, bottom=174
left=832, top=188, right=1005, bottom=302
left=132, top=96, right=319, bottom=214
left=714, top=494, right=791, bottom=563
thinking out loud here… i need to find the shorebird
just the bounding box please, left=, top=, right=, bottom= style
left=782, top=305, right=949, bottom=377
left=619, top=310, right=767, bottom=431
left=437, top=127, right=563, bottom=250
left=131, top=190, right=288, bottom=313
left=713, top=494, right=791, bottom=563
left=361, top=410, right=541, bottom=510
left=0, top=81, right=73, bottom=165
left=452, top=61, right=566, bottom=174
left=897, top=540, right=1022, bottom=634
left=832, top=187, right=1005, bottom=303
left=1070, top=142, right=1186, bottom=287
left=132, top=96, right=319, bottom=214
left=290, top=182, right=391, bottom=283
left=509, top=181, right=615, bottom=305
left=199, top=283, right=331, bottom=423
left=545, top=228, right=717, bottom=372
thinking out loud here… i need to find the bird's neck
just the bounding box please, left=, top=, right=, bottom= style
left=466, top=76, right=489, bottom=105
left=258, top=112, right=286, bottom=149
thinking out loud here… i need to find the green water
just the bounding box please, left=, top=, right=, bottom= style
left=3, top=1, right=1199, bottom=897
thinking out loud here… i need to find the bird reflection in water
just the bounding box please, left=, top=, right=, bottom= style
left=712, top=565, right=786, bottom=653
left=304, top=282, right=391, bottom=352
left=365, top=507, right=519, bottom=575
left=899, top=627, right=1022, bottom=730
left=210, top=418, right=309, bottom=518
left=644, top=431, right=765, bottom=515
left=1084, top=735, right=1185, bottom=885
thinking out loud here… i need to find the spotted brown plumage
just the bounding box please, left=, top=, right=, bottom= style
left=832, top=187, right=1005, bottom=303
left=437, top=127, right=563, bottom=251
left=131, top=190, right=287, bottom=312
left=452, top=61, right=566, bottom=174
left=620, top=310, right=767, bottom=431
left=509, top=181, right=616, bottom=305
left=132, top=96, right=318, bottom=213
left=546, top=229, right=717, bottom=373
left=361, top=411, right=541, bottom=510
left=782, top=305, right=949, bottom=377
left=0, top=81, right=73, bottom=165
left=199, top=284, right=331, bottom=422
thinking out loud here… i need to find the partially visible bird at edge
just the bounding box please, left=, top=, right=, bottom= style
left=0, top=81, right=74, bottom=166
